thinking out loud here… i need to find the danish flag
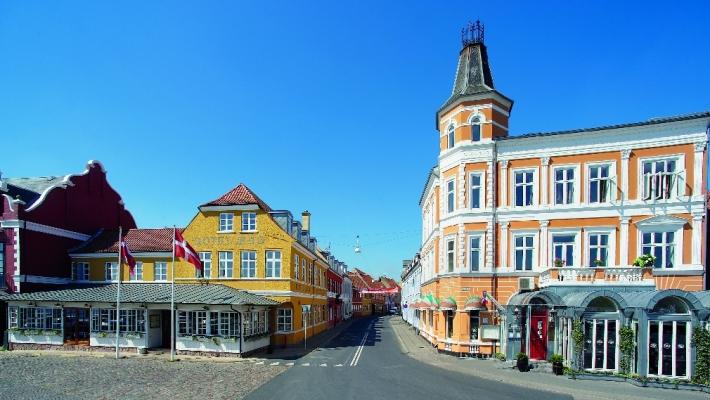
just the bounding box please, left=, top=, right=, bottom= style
left=120, top=240, right=137, bottom=273
left=174, top=230, right=203, bottom=271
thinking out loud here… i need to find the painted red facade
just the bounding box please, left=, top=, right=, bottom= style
left=326, top=267, right=343, bottom=326
left=0, top=161, right=135, bottom=293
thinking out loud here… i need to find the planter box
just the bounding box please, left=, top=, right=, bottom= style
left=573, top=373, right=626, bottom=382
left=571, top=374, right=710, bottom=393
left=9, top=332, right=63, bottom=346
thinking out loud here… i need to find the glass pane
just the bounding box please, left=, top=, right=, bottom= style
left=589, top=248, right=598, bottom=266
left=471, top=175, right=481, bottom=185
left=606, top=321, right=616, bottom=370
left=653, top=246, right=663, bottom=268
left=556, top=170, right=563, bottom=181
left=667, top=160, right=676, bottom=172
left=661, top=323, right=673, bottom=376
left=568, top=169, right=574, bottom=179
left=525, top=251, right=533, bottom=270
left=590, top=167, right=598, bottom=179
left=525, top=236, right=533, bottom=247
left=555, top=183, right=563, bottom=204
left=642, top=233, right=651, bottom=244
left=590, top=182, right=598, bottom=202
left=470, top=250, right=479, bottom=271
left=648, top=322, right=658, bottom=375
left=525, top=187, right=533, bottom=206
left=472, top=125, right=480, bottom=141
left=595, top=320, right=605, bottom=369
left=515, top=250, right=523, bottom=270
left=643, top=162, right=652, bottom=175
left=590, top=235, right=598, bottom=246
left=676, top=322, right=687, bottom=377
left=599, top=248, right=607, bottom=266
left=515, top=237, right=523, bottom=247
left=600, top=166, right=609, bottom=177
left=515, top=186, right=523, bottom=206
left=515, top=173, right=523, bottom=184
left=665, top=245, right=674, bottom=268
left=471, top=189, right=480, bottom=208
left=566, top=246, right=574, bottom=265
left=584, top=321, right=593, bottom=369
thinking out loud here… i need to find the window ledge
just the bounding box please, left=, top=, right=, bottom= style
left=217, top=230, right=234, bottom=234
left=241, top=230, right=258, bottom=234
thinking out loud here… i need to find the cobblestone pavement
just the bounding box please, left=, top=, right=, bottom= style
left=0, top=352, right=288, bottom=400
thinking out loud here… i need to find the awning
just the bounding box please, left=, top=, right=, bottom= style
left=464, top=295, right=486, bottom=311
left=440, top=296, right=457, bottom=311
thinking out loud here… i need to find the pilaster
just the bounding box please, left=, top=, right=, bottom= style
left=539, top=220, right=549, bottom=269
left=540, top=157, right=550, bottom=206
left=620, top=216, right=631, bottom=266
left=500, top=160, right=509, bottom=207
left=621, top=149, right=631, bottom=201
left=693, top=141, right=706, bottom=197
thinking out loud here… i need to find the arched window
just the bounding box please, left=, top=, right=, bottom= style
left=652, top=296, right=689, bottom=314
left=447, top=124, right=455, bottom=148
left=470, top=116, right=481, bottom=141
left=586, top=296, right=618, bottom=312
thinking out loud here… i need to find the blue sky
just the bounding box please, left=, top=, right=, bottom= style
left=1, top=1, right=709, bottom=279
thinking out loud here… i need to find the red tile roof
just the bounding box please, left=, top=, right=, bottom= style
left=201, top=183, right=272, bottom=211
left=72, top=228, right=180, bottom=253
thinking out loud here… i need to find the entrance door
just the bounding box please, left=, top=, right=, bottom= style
left=160, top=310, right=172, bottom=349
left=530, top=313, right=548, bottom=360
left=64, top=308, right=90, bottom=344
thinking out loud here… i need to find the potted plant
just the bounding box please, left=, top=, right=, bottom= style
left=593, top=259, right=604, bottom=267
left=550, top=353, right=564, bottom=375
left=632, top=254, right=655, bottom=268
left=553, top=259, right=565, bottom=268
left=516, top=352, right=529, bottom=372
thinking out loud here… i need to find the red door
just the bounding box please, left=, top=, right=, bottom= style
left=529, top=313, right=548, bottom=360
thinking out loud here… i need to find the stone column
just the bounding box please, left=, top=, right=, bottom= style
left=500, top=222, right=509, bottom=270
left=539, top=220, right=549, bottom=269
left=500, top=160, right=509, bottom=207
left=541, top=157, right=550, bottom=206
left=693, top=142, right=705, bottom=197
left=621, top=149, right=631, bottom=201
left=620, top=217, right=631, bottom=267
left=692, top=213, right=703, bottom=266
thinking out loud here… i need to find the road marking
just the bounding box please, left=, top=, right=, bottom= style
left=335, top=364, right=343, bottom=367
left=349, top=321, right=374, bottom=367
left=301, top=363, right=310, bottom=366
left=255, top=361, right=265, bottom=365
left=270, top=362, right=280, bottom=366
left=285, top=362, right=294, bottom=366
left=319, top=363, right=327, bottom=367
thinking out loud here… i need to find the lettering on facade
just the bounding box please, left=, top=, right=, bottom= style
left=191, top=235, right=267, bottom=247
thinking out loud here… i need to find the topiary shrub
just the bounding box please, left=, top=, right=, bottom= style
left=692, top=326, right=710, bottom=386
left=619, top=326, right=635, bottom=374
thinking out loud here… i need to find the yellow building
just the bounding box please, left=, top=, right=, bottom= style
left=69, top=183, right=331, bottom=347
left=181, top=183, right=330, bottom=345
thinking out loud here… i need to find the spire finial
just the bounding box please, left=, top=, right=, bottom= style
left=461, top=20, right=484, bottom=47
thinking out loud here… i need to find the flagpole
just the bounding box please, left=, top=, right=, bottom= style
left=170, top=226, right=176, bottom=362
left=115, top=226, right=122, bottom=359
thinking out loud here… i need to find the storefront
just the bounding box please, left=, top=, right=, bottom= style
left=2, top=283, right=277, bottom=356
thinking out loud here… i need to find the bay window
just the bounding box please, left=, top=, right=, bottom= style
left=9, top=307, right=62, bottom=331
left=177, top=310, right=240, bottom=338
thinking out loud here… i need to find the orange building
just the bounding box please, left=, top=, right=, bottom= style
left=412, top=21, right=709, bottom=380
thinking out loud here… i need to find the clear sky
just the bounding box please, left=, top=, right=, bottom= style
left=2, top=1, right=709, bottom=280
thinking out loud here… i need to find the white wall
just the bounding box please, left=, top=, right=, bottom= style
left=9, top=332, right=63, bottom=346
left=90, top=333, right=146, bottom=348
left=176, top=336, right=241, bottom=354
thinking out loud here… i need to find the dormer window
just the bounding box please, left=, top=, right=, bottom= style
left=447, top=124, right=455, bottom=148
left=470, top=116, right=481, bottom=141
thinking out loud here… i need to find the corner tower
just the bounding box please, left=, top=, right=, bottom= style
left=436, top=21, right=513, bottom=153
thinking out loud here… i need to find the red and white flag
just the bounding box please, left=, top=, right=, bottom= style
left=174, top=230, right=203, bottom=271
left=120, top=240, right=137, bottom=273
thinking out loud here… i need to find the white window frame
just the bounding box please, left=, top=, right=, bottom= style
left=647, top=320, right=691, bottom=379
left=240, top=250, right=257, bottom=278
left=130, top=261, right=143, bottom=281
left=638, top=155, right=686, bottom=201
left=218, top=251, right=234, bottom=278
left=549, top=229, right=582, bottom=268
left=266, top=250, right=282, bottom=278
left=468, top=233, right=484, bottom=272
left=512, top=168, right=538, bottom=208
left=294, top=254, right=299, bottom=280
left=511, top=231, right=538, bottom=271
left=72, top=262, right=89, bottom=281
left=446, top=178, right=455, bottom=214
left=584, top=228, right=616, bottom=268
left=105, top=262, right=118, bottom=282
left=445, top=237, right=456, bottom=273
left=241, top=212, right=257, bottom=232
left=636, top=217, right=685, bottom=269
left=277, top=308, right=293, bottom=332
left=198, top=252, right=211, bottom=278
left=154, top=261, right=168, bottom=281
left=586, top=161, right=617, bottom=204
left=469, top=171, right=485, bottom=209
left=447, top=124, right=455, bottom=149
left=218, top=213, right=234, bottom=232
left=584, top=318, right=620, bottom=372
left=551, top=164, right=579, bottom=205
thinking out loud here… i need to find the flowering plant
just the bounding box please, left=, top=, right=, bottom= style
left=553, top=259, right=565, bottom=268
left=632, top=254, right=656, bottom=268
left=593, top=259, right=604, bottom=267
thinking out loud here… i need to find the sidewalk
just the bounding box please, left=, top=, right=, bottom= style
left=252, top=318, right=356, bottom=360
left=388, top=317, right=707, bottom=400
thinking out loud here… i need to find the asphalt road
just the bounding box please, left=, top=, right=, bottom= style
left=247, top=316, right=572, bottom=400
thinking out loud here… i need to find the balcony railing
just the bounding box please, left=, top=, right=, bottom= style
left=539, top=267, right=654, bottom=288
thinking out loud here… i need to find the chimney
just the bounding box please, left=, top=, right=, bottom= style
left=301, top=210, right=311, bottom=232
